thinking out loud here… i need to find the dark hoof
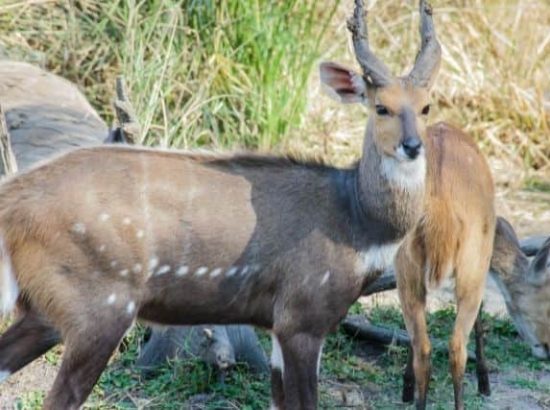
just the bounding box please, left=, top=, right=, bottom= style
left=402, top=384, right=415, bottom=403
left=478, top=374, right=491, bottom=396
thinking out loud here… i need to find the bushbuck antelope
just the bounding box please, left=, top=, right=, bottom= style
left=322, top=1, right=495, bottom=409
left=1, top=1, right=427, bottom=408
left=490, top=217, right=550, bottom=359
left=0, top=3, right=469, bottom=410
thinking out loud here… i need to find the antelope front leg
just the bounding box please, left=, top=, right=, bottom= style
left=270, top=334, right=285, bottom=409
left=273, top=332, right=323, bottom=410
left=396, top=253, right=431, bottom=410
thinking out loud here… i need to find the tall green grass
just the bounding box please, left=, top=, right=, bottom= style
left=0, top=0, right=338, bottom=149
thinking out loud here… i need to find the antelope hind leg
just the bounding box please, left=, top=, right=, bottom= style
left=42, top=316, right=133, bottom=410
left=0, top=309, right=60, bottom=381
left=474, top=305, right=490, bottom=396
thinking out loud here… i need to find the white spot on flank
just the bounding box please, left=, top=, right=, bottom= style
left=321, top=271, right=331, bottom=286
left=110, top=260, right=119, bottom=268
left=226, top=266, right=239, bottom=277
left=107, top=293, right=117, bottom=305
left=98, top=244, right=106, bottom=253
left=136, top=230, right=144, bottom=239
left=271, top=334, right=284, bottom=374
left=148, top=257, right=159, bottom=271
left=241, top=265, right=250, bottom=276
left=99, top=213, right=110, bottom=222
left=176, top=266, right=189, bottom=276
left=123, top=217, right=132, bottom=225
left=71, top=223, right=86, bottom=235
left=210, top=268, right=222, bottom=278
left=0, top=370, right=10, bottom=384
left=155, top=265, right=171, bottom=276
left=0, top=236, right=18, bottom=316
left=132, top=264, right=143, bottom=274
left=381, top=151, right=426, bottom=191
left=119, top=269, right=129, bottom=277
left=195, top=266, right=208, bottom=276
left=126, top=301, right=136, bottom=315
left=356, top=242, right=402, bottom=276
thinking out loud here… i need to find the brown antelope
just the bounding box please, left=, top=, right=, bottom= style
left=0, top=3, right=480, bottom=410
left=490, top=217, right=550, bottom=360
left=322, top=1, right=495, bottom=409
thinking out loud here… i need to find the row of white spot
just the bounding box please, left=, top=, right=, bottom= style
left=146, top=260, right=258, bottom=279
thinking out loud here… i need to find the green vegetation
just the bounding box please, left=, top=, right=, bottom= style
left=0, top=0, right=337, bottom=150
left=1, top=1, right=548, bottom=173
left=11, top=306, right=550, bottom=409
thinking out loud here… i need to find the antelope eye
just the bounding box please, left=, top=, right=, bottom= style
left=421, top=104, right=430, bottom=115
left=375, top=105, right=390, bottom=116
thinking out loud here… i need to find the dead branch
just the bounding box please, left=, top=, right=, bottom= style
left=341, top=315, right=475, bottom=361
left=0, top=103, right=18, bottom=176
left=111, top=76, right=140, bottom=144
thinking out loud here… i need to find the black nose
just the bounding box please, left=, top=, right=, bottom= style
left=402, top=137, right=422, bottom=160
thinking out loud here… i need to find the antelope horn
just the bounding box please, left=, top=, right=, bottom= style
left=408, top=0, right=442, bottom=88
left=347, top=0, right=393, bottom=87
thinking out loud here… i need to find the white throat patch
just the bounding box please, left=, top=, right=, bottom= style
left=380, top=150, right=426, bottom=191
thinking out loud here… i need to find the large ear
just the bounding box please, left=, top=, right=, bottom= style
left=203, top=327, right=214, bottom=340
left=527, top=236, right=550, bottom=286
left=320, top=62, right=368, bottom=104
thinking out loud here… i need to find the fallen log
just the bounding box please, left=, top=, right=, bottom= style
left=342, top=315, right=476, bottom=361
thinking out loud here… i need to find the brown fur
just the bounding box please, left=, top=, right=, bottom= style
left=396, top=122, right=496, bottom=410
left=0, top=140, right=424, bottom=409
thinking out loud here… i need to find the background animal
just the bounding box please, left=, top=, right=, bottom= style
left=137, top=325, right=269, bottom=376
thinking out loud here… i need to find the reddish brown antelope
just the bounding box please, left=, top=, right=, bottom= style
left=322, top=1, right=495, bottom=409
left=0, top=2, right=480, bottom=410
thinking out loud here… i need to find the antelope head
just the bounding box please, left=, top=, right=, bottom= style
left=320, top=0, right=441, bottom=178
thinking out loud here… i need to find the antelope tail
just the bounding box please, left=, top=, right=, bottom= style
left=0, top=235, right=18, bottom=316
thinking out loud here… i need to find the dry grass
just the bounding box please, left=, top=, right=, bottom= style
left=290, top=0, right=550, bottom=176
left=0, top=0, right=549, bottom=177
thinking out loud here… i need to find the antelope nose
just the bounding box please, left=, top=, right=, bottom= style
left=402, top=137, right=422, bottom=160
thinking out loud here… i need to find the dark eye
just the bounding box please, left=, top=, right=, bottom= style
left=375, top=105, right=390, bottom=116
left=421, top=105, right=430, bottom=115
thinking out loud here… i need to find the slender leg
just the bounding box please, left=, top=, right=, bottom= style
left=0, top=310, right=60, bottom=378
left=270, top=333, right=285, bottom=410
left=396, top=248, right=431, bottom=410
left=451, top=264, right=487, bottom=410
left=402, top=346, right=415, bottom=403
left=279, top=333, right=324, bottom=410
left=43, top=318, right=132, bottom=410
left=474, top=305, right=490, bottom=396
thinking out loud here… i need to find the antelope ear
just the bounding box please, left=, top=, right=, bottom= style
left=527, top=237, right=550, bottom=286
left=320, top=62, right=368, bottom=104
left=203, top=328, right=214, bottom=340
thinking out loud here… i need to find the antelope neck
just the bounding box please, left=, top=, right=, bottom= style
left=348, top=135, right=425, bottom=248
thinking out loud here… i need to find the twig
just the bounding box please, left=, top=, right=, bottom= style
left=111, top=76, right=140, bottom=144
left=0, top=103, right=18, bottom=176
